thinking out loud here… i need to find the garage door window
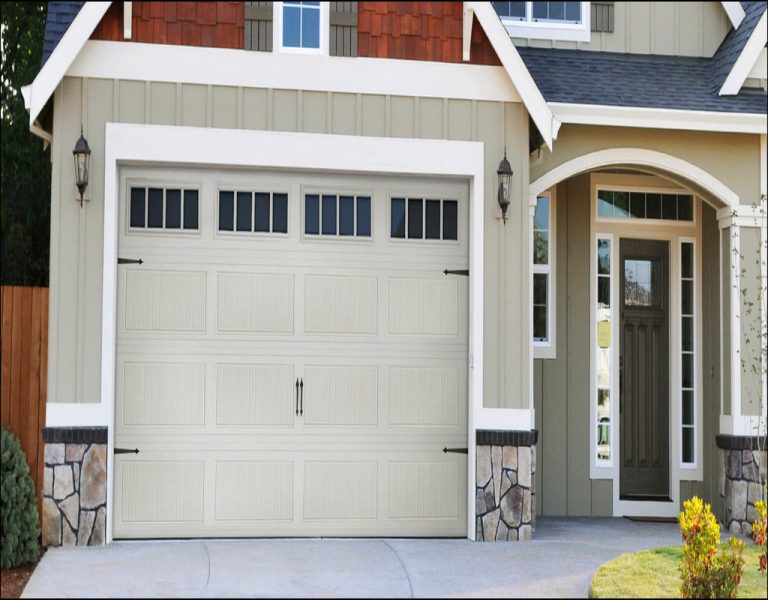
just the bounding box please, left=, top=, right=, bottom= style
left=218, top=191, right=288, bottom=234
left=130, top=186, right=199, bottom=230
left=391, top=198, right=458, bottom=241
left=305, top=194, right=371, bottom=237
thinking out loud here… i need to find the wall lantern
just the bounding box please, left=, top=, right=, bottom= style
left=73, top=127, right=91, bottom=208
left=497, top=150, right=513, bottom=224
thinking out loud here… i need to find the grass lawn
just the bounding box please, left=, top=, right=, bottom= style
left=589, top=544, right=767, bottom=598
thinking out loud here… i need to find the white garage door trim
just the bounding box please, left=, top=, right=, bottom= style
left=100, top=123, right=485, bottom=542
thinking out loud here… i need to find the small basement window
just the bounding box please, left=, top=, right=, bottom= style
left=130, top=186, right=199, bottom=231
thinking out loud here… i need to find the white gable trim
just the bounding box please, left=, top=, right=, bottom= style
left=721, top=2, right=746, bottom=29
left=468, top=1, right=560, bottom=149
left=21, top=1, right=113, bottom=128
left=720, top=10, right=768, bottom=95
left=549, top=102, right=768, bottom=134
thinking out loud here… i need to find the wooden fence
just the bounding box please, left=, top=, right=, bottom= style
left=0, top=286, right=48, bottom=510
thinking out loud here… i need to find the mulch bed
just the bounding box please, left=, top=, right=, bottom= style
left=0, top=552, right=43, bottom=599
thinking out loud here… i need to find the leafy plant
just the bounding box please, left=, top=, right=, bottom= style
left=679, top=496, right=745, bottom=599
left=0, top=428, right=40, bottom=568
left=753, top=495, right=767, bottom=575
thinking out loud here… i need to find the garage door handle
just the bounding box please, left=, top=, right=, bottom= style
left=295, top=378, right=299, bottom=416
left=300, top=378, right=304, bottom=416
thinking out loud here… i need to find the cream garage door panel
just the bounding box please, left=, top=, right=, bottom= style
left=114, top=167, right=468, bottom=538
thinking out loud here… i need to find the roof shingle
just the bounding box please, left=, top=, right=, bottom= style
left=41, top=1, right=85, bottom=67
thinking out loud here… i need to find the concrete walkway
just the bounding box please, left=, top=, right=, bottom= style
left=22, top=518, right=682, bottom=598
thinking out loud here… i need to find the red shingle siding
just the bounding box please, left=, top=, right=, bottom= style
left=91, top=2, right=244, bottom=49
left=357, top=2, right=500, bottom=65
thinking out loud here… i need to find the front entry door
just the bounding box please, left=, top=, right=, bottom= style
left=619, top=239, right=669, bottom=499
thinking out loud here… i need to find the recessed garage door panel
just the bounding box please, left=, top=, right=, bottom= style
left=114, top=168, right=469, bottom=539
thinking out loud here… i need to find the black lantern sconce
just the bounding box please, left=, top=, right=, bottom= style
left=497, top=150, right=513, bottom=224
left=73, top=127, right=91, bottom=208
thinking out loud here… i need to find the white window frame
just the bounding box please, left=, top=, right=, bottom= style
left=274, top=1, right=330, bottom=56
left=679, top=237, right=699, bottom=471
left=595, top=185, right=697, bottom=227
left=533, top=190, right=556, bottom=359
left=499, top=2, right=591, bottom=43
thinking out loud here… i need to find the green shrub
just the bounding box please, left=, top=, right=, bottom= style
left=1, top=428, right=40, bottom=568
left=679, top=496, right=744, bottom=599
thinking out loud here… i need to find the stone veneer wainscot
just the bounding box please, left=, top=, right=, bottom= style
left=41, top=427, right=107, bottom=547
left=475, top=430, right=537, bottom=541
left=717, top=435, right=767, bottom=536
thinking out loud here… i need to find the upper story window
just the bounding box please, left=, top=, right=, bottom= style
left=493, top=1, right=590, bottom=43
left=275, top=1, right=329, bottom=55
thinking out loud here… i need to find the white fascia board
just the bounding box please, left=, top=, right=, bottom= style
left=722, top=1, right=746, bottom=29
left=468, top=1, right=559, bottom=149
left=68, top=40, right=522, bottom=103
left=24, top=2, right=113, bottom=127
left=720, top=10, right=768, bottom=95
left=549, top=102, right=768, bottom=135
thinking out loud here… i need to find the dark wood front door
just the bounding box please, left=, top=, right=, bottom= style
left=620, top=238, right=669, bottom=499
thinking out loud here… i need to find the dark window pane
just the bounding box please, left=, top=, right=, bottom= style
left=678, top=195, right=693, bottom=221
left=681, top=243, right=693, bottom=279
left=532, top=2, right=548, bottom=19
left=533, top=306, right=547, bottom=341
left=391, top=198, right=405, bottom=238
left=425, top=200, right=441, bottom=239
left=339, top=195, right=354, bottom=236
left=184, top=190, right=199, bottom=230
left=548, top=1, right=565, bottom=21
left=565, top=1, right=581, bottom=21
left=130, top=187, right=145, bottom=228
left=662, top=194, right=677, bottom=220
left=494, top=1, right=525, bottom=18
left=629, top=192, right=645, bottom=218
left=273, top=193, right=288, bottom=234
left=598, top=276, right=610, bottom=307
left=534, top=231, right=549, bottom=265
left=646, top=193, right=662, bottom=219
left=533, top=273, right=548, bottom=305
left=681, top=280, right=693, bottom=315
left=302, top=5, right=320, bottom=48
left=682, top=428, right=694, bottom=463
left=682, top=316, right=694, bottom=352
left=237, top=191, right=252, bottom=232
left=219, top=191, right=234, bottom=231
left=682, top=391, right=694, bottom=425
left=148, top=188, right=163, bottom=228
left=408, top=198, right=423, bottom=239
left=322, top=194, right=337, bottom=235
left=598, top=190, right=614, bottom=218
left=283, top=5, right=301, bottom=47
left=682, top=353, right=693, bottom=389
left=166, top=189, right=181, bottom=229
left=534, top=196, right=549, bottom=231
left=255, top=192, right=270, bottom=232
left=443, top=200, right=458, bottom=240
left=598, top=239, right=611, bottom=275
left=356, top=197, right=371, bottom=237
left=613, top=191, right=629, bottom=218
left=305, top=194, right=320, bottom=234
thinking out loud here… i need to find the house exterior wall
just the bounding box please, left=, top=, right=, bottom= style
left=533, top=184, right=723, bottom=516
left=511, top=1, right=731, bottom=57
left=47, top=75, right=530, bottom=414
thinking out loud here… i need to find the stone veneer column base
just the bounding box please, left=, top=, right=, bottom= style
left=716, top=435, right=767, bottom=536
left=475, top=430, right=537, bottom=541
left=41, top=427, right=108, bottom=547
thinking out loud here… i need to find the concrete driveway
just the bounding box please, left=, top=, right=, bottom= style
left=22, top=517, right=682, bottom=598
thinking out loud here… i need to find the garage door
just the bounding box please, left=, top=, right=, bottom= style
left=113, top=166, right=469, bottom=538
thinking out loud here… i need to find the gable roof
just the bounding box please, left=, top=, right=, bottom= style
left=42, top=1, right=85, bottom=67
left=714, top=2, right=766, bottom=88
left=517, top=47, right=767, bottom=115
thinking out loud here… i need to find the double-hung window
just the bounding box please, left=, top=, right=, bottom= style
left=275, top=1, right=329, bottom=54
left=493, top=2, right=590, bottom=42
left=533, top=192, right=555, bottom=358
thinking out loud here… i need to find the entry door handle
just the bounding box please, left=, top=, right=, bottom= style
left=295, top=378, right=299, bottom=416
left=300, top=378, right=304, bottom=416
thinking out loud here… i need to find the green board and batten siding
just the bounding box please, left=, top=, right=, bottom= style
left=534, top=176, right=723, bottom=517
left=49, top=76, right=531, bottom=414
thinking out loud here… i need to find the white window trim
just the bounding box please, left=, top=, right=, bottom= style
left=679, top=237, right=701, bottom=472
left=595, top=184, right=697, bottom=227
left=273, top=1, right=330, bottom=56
left=532, top=190, right=556, bottom=359
left=500, top=2, right=591, bottom=43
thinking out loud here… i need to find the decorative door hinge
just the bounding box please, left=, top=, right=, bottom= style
left=118, top=258, right=143, bottom=265
left=114, top=447, right=140, bottom=455
left=443, top=447, right=468, bottom=454
left=443, top=269, right=469, bottom=276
